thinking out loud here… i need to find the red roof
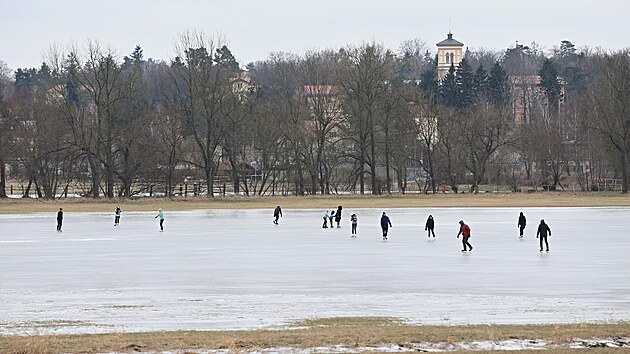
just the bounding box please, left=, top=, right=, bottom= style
left=304, top=85, right=337, bottom=96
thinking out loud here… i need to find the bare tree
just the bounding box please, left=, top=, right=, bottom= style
left=266, top=52, right=309, bottom=195
left=0, top=60, right=10, bottom=197
left=436, top=106, right=463, bottom=192
left=413, top=90, right=441, bottom=193
left=46, top=42, right=137, bottom=198
left=338, top=43, right=394, bottom=194
left=380, top=82, right=410, bottom=193
left=301, top=50, right=344, bottom=194
left=583, top=51, right=630, bottom=193
left=114, top=49, right=149, bottom=197
left=152, top=105, right=185, bottom=197
left=170, top=31, right=238, bottom=197
left=460, top=102, right=512, bottom=193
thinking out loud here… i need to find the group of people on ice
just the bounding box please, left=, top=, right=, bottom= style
left=56, top=206, right=165, bottom=232
left=54, top=204, right=552, bottom=252
left=276, top=206, right=552, bottom=252
left=322, top=206, right=343, bottom=229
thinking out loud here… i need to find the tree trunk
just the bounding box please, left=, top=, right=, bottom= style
left=369, top=120, right=378, bottom=195
left=34, top=177, right=43, bottom=198
left=359, top=153, right=365, bottom=195
left=0, top=157, right=7, bottom=198
left=621, top=149, right=629, bottom=194
left=227, top=153, right=240, bottom=195
left=205, top=163, right=215, bottom=198
left=385, top=133, right=391, bottom=194
left=294, top=148, right=305, bottom=196
left=88, top=155, right=100, bottom=198
left=23, top=177, right=33, bottom=198
left=106, top=150, right=115, bottom=198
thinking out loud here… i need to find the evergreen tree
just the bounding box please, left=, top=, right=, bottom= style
left=557, top=40, right=577, bottom=59
left=554, top=40, right=587, bottom=96
left=123, top=45, right=144, bottom=67
left=539, top=58, right=562, bottom=119
left=63, top=52, right=81, bottom=106
left=14, top=68, right=37, bottom=93
left=486, top=62, right=510, bottom=106
left=439, top=63, right=459, bottom=107
left=473, top=64, right=488, bottom=99
left=419, top=66, right=438, bottom=100
left=214, top=45, right=240, bottom=73
left=456, top=58, right=475, bottom=107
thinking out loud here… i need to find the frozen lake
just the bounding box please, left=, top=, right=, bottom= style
left=1, top=207, right=629, bottom=334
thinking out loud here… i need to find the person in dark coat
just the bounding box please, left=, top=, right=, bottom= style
left=380, top=212, right=392, bottom=240
left=334, top=206, right=342, bottom=228
left=273, top=206, right=282, bottom=224
left=114, top=206, right=122, bottom=226
left=518, top=212, right=526, bottom=238
left=536, top=219, right=551, bottom=252
left=56, top=208, right=63, bottom=232
left=425, top=215, right=435, bottom=237
left=457, top=220, right=473, bottom=252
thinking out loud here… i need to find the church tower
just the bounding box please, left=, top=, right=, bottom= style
left=436, top=32, right=464, bottom=81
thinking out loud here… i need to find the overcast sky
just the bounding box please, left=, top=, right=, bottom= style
left=1, top=0, right=628, bottom=70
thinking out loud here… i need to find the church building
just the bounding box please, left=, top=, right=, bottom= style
left=436, top=32, right=464, bottom=81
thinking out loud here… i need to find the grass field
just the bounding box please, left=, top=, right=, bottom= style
left=1, top=318, right=629, bottom=353
left=1, top=192, right=630, bottom=214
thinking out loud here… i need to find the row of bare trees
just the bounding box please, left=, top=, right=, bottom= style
left=0, top=35, right=629, bottom=198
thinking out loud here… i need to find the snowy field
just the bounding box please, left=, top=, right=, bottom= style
left=1, top=207, right=629, bottom=334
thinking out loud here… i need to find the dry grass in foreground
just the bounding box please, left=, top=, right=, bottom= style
left=1, top=192, right=630, bottom=214
left=470, top=350, right=628, bottom=354
left=1, top=318, right=629, bottom=353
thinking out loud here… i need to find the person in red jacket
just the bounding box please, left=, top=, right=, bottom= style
left=273, top=206, right=282, bottom=224
left=457, top=220, right=473, bottom=252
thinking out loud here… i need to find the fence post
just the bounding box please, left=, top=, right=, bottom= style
left=149, top=185, right=153, bottom=197
left=184, top=184, right=188, bottom=197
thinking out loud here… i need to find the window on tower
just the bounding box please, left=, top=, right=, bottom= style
left=446, top=53, right=450, bottom=64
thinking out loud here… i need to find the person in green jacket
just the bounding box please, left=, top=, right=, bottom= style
left=155, top=208, right=164, bottom=231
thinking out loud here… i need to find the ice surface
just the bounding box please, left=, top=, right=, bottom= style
left=1, top=207, right=629, bottom=334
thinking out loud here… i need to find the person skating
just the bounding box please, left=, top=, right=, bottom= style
left=328, top=210, right=335, bottom=228
left=425, top=215, right=435, bottom=238
left=380, top=212, right=392, bottom=240
left=457, top=220, right=473, bottom=252
left=536, top=219, right=551, bottom=252
left=350, top=213, right=358, bottom=237
left=56, top=208, right=63, bottom=232
left=322, top=211, right=329, bottom=228
left=335, top=206, right=343, bottom=228
left=114, top=206, right=122, bottom=226
left=518, top=212, right=526, bottom=238
left=155, top=208, right=165, bottom=231
left=273, top=206, right=282, bottom=225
